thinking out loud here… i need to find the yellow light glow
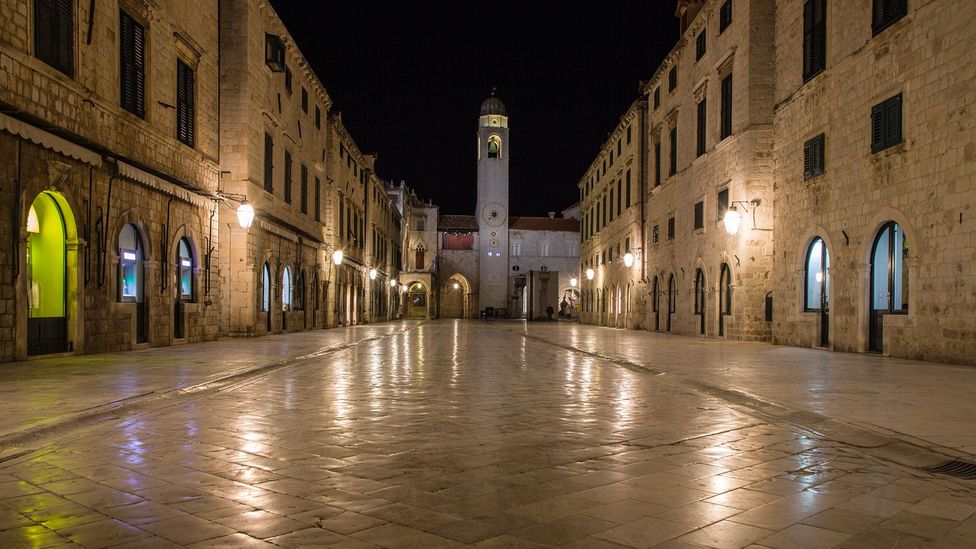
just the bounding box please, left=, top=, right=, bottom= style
left=26, top=205, right=39, bottom=233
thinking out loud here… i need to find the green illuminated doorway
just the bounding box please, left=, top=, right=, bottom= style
left=26, top=192, right=70, bottom=355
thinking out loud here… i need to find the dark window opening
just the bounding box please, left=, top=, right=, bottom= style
left=669, top=126, right=678, bottom=176
left=804, top=133, right=826, bottom=179
left=34, top=0, right=74, bottom=76
left=667, top=216, right=675, bottom=240
left=668, top=66, right=678, bottom=92
left=721, top=73, right=733, bottom=139
left=696, top=30, right=707, bottom=61
left=873, top=0, right=907, bottom=35
left=119, top=10, right=146, bottom=118
left=720, top=0, right=733, bottom=33
left=804, top=0, right=827, bottom=81
left=717, top=188, right=729, bottom=219
left=283, top=150, right=292, bottom=204
left=264, top=34, right=285, bottom=72
left=176, top=60, right=195, bottom=147
left=697, top=98, right=707, bottom=157
left=871, top=94, right=902, bottom=153
left=694, top=201, right=704, bottom=230
left=263, top=132, right=274, bottom=192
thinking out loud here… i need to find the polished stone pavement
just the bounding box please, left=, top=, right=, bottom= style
left=0, top=320, right=974, bottom=547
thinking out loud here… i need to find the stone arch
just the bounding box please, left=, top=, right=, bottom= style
left=440, top=273, right=472, bottom=319
left=405, top=281, right=429, bottom=319
left=860, top=208, right=919, bottom=353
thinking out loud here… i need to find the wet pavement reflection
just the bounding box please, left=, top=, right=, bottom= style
left=0, top=320, right=974, bottom=547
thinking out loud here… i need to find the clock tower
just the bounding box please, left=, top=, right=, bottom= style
left=476, top=91, right=510, bottom=312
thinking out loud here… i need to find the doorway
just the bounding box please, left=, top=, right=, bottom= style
left=26, top=192, right=72, bottom=355
left=118, top=224, right=147, bottom=344
left=694, top=269, right=706, bottom=335
left=805, top=238, right=830, bottom=347
left=869, top=222, right=908, bottom=353
left=719, top=264, right=731, bottom=337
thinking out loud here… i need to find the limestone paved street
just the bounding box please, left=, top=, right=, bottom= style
left=1, top=321, right=976, bottom=548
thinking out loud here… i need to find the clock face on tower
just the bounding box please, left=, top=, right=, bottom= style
left=482, top=203, right=507, bottom=227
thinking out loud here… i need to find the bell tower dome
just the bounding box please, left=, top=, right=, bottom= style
left=476, top=90, right=510, bottom=312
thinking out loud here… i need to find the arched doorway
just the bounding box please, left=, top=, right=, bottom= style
left=719, top=264, right=732, bottom=337
left=261, top=262, right=272, bottom=332
left=174, top=237, right=194, bottom=339
left=441, top=274, right=470, bottom=318
left=694, top=268, right=706, bottom=335
left=26, top=192, right=76, bottom=355
left=406, top=282, right=428, bottom=319
left=805, top=238, right=830, bottom=347
left=651, top=276, right=660, bottom=331
left=667, top=274, right=676, bottom=332
left=281, top=265, right=292, bottom=330
left=118, top=223, right=147, bottom=343
left=870, top=222, right=908, bottom=353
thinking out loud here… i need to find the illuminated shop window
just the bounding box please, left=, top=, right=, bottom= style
left=118, top=224, right=144, bottom=303
left=177, top=238, right=194, bottom=301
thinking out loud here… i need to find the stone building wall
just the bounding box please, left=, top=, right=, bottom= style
left=770, top=0, right=976, bottom=364
left=0, top=0, right=221, bottom=361
left=641, top=0, right=776, bottom=341
left=579, top=101, right=648, bottom=329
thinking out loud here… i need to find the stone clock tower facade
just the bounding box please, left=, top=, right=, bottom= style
left=476, top=93, right=510, bottom=311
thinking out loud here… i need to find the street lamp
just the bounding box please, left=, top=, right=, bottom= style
left=724, top=199, right=769, bottom=235
left=369, top=268, right=377, bottom=280
left=623, top=252, right=635, bottom=267
left=585, top=268, right=595, bottom=281
left=236, top=201, right=255, bottom=229
left=390, top=278, right=398, bottom=287
left=332, top=250, right=344, bottom=266
left=723, top=207, right=742, bottom=235
left=570, top=277, right=578, bottom=288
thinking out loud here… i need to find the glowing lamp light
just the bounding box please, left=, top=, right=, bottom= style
left=390, top=278, right=398, bottom=287
left=181, top=259, right=192, bottom=268
left=26, top=205, right=40, bottom=234
left=123, top=251, right=137, bottom=261
left=815, top=271, right=824, bottom=283
left=723, top=207, right=742, bottom=235
left=623, top=252, right=635, bottom=267
left=369, top=269, right=377, bottom=280
left=570, top=277, right=578, bottom=288
left=452, top=282, right=460, bottom=290
left=236, top=202, right=255, bottom=229
left=585, top=268, right=595, bottom=281
left=332, top=250, right=344, bottom=265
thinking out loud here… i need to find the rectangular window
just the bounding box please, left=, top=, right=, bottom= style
left=609, top=189, right=614, bottom=222
left=284, top=65, right=293, bottom=93
left=804, top=133, right=826, bottom=179
left=616, top=180, right=622, bottom=216
left=694, top=201, right=704, bottom=230
left=625, top=170, right=632, bottom=208
left=873, top=0, right=907, bottom=35
left=652, top=224, right=659, bottom=244
left=602, top=195, right=607, bottom=227
left=625, top=237, right=631, bottom=253
left=696, top=98, right=707, bottom=157
left=717, top=188, right=729, bottom=219
left=176, top=60, right=195, bottom=147
left=300, top=164, right=308, bottom=213
left=264, top=34, right=285, bottom=71
left=339, top=200, right=344, bottom=237
left=626, top=125, right=632, bottom=144
left=804, top=0, right=827, bottom=81
left=34, top=0, right=73, bottom=76
left=314, top=177, right=321, bottom=221
left=654, top=141, right=662, bottom=186
left=696, top=30, right=707, bottom=61
left=315, top=105, right=321, bottom=129
left=263, top=132, right=274, bottom=192
left=119, top=10, right=146, bottom=118
left=871, top=94, right=902, bottom=153
left=720, top=0, right=733, bottom=33
left=669, top=126, right=678, bottom=176
left=721, top=73, right=733, bottom=139
left=667, top=217, right=675, bottom=240
left=617, top=139, right=622, bottom=156
left=654, top=87, right=661, bottom=109
left=609, top=149, right=614, bottom=167
left=668, top=66, right=677, bottom=92
left=283, top=150, right=292, bottom=203
left=301, top=87, right=308, bottom=113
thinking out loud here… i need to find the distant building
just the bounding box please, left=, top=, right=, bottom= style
left=396, top=94, right=580, bottom=320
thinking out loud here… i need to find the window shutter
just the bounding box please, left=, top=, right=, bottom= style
left=176, top=61, right=194, bottom=147
left=803, top=140, right=813, bottom=179
left=872, top=0, right=885, bottom=30
left=35, top=0, right=56, bottom=67
left=885, top=95, right=902, bottom=146
left=803, top=0, right=814, bottom=77
left=812, top=0, right=826, bottom=75
left=314, top=177, right=321, bottom=221
left=263, top=133, right=274, bottom=192
left=133, top=19, right=145, bottom=117
left=870, top=103, right=885, bottom=152
left=120, top=11, right=145, bottom=118
left=55, top=0, right=72, bottom=75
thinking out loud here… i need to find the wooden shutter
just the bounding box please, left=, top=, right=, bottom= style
left=300, top=165, right=308, bottom=214
left=55, top=0, right=72, bottom=75
left=721, top=74, right=733, bottom=138
left=803, top=139, right=813, bottom=179
left=35, top=0, right=56, bottom=66
left=870, top=103, right=885, bottom=152
left=120, top=11, right=145, bottom=118
left=35, top=0, right=73, bottom=76
left=314, top=178, right=321, bottom=221
left=812, top=0, right=826, bottom=75
left=885, top=95, right=902, bottom=146
left=697, top=99, right=706, bottom=156
left=263, top=133, right=274, bottom=192
left=176, top=60, right=194, bottom=147
left=283, top=151, right=292, bottom=203
left=803, top=0, right=814, bottom=78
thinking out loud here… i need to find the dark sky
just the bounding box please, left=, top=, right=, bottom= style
left=270, top=1, right=679, bottom=217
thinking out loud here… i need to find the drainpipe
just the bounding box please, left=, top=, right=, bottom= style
left=162, top=197, right=172, bottom=293
left=85, top=165, right=93, bottom=285
left=12, top=140, right=22, bottom=281
left=99, top=164, right=115, bottom=288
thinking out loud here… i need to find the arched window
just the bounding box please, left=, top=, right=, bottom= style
left=871, top=222, right=909, bottom=313
left=487, top=135, right=501, bottom=158
left=282, top=266, right=292, bottom=311
left=651, top=277, right=659, bottom=312
left=720, top=263, right=732, bottom=315
left=177, top=238, right=194, bottom=301
left=694, top=269, right=706, bottom=314
left=804, top=238, right=829, bottom=311
left=294, top=270, right=305, bottom=311
left=261, top=263, right=271, bottom=312
left=118, top=224, right=144, bottom=303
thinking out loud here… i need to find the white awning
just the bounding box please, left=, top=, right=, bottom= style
left=117, top=161, right=211, bottom=208
left=0, top=112, right=102, bottom=167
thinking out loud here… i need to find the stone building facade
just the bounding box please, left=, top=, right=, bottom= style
left=1, top=0, right=222, bottom=361
left=579, top=100, right=650, bottom=329
left=770, top=0, right=976, bottom=364
left=579, top=0, right=976, bottom=365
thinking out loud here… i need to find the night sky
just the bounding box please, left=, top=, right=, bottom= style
left=269, top=1, right=679, bottom=217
